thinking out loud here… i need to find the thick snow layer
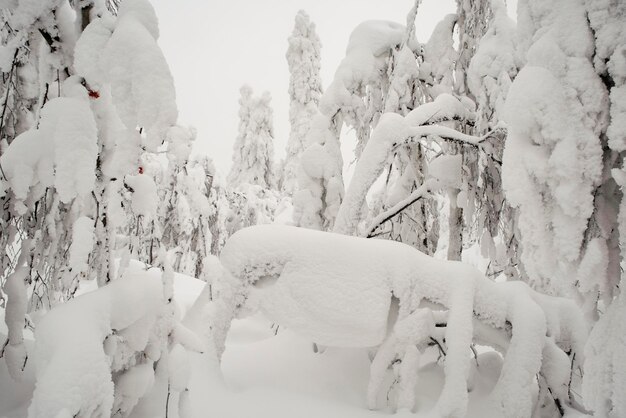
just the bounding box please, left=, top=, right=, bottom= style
left=74, top=17, right=115, bottom=91
left=167, top=125, right=195, bottom=167
left=423, top=14, right=457, bottom=89
left=502, top=65, right=603, bottom=295
left=68, top=216, right=95, bottom=277
left=218, top=225, right=586, bottom=417
left=74, top=0, right=177, bottom=151
left=124, top=174, right=158, bottom=217
left=42, top=98, right=99, bottom=204
left=0, top=261, right=585, bottom=418
left=117, top=0, right=160, bottom=40
left=321, top=20, right=415, bottom=118
left=0, top=130, right=53, bottom=206
left=467, top=0, right=517, bottom=131
left=3, top=264, right=29, bottom=380
left=27, top=267, right=164, bottom=418
left=505, top=0, right=611, bottom=303
left=9, top=0, right=61, bottom=32
left=0, top=97, right=98, bottom=208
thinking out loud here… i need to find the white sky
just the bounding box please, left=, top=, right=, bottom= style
left=151, top=0, right=458, bottom=177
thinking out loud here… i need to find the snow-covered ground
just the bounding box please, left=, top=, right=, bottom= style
left=0, top=273, right=501, bottom=418
left=180, top=316, right=502, bottom=418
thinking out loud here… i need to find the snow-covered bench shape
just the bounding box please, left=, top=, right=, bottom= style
left=216, top=225, right=587, bottom=418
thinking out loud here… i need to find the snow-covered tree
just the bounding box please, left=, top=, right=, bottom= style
left=294, top=19, right=420, bottom=231
left=282, top=10, right=322, bottom=196
left=364, top=1, right=440, bottom=255
left=157, top=128, right=217, bottom=280
left=225, top=86, right=279, bottom=240
left=465, top=0, right=523, bottom=280
left=497, top=0, right=626, bottom=415
left=0, top=2, right=203, bottom=416
left=228, top=85, right=275, bottom=189
left=294, top=0, right=500, bottom=264
left=502, top=0, right=612, bottom=302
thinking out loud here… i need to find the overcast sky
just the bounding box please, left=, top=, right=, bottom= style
left=150, top=0, right=460, bottom=176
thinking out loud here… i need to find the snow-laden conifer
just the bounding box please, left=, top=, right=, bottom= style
left=282, top=10, right=322, bottom=196
left=228, top=86, right=275, bottom=189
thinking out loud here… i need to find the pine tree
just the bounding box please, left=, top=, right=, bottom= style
left=0, top=4, right=197, bottom=416
left=225, top=86, right=279, bottom=239
left=282, top=10, right=322, bottom=196
left=294, top=19, right=416, bottom=230
left=228, top=86, right=275, bottom=189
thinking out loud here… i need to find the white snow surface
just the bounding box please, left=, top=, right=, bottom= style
left=0, top=250, right=588, bottom=418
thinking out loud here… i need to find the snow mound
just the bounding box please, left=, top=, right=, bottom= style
left=216, top=225, right=587, bottom=417
left=27, top=263, right=171, bottom=418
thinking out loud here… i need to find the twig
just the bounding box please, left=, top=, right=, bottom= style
left=429, top=336, right=446, bottom=360
left=165, top=382, right=171, bottom=418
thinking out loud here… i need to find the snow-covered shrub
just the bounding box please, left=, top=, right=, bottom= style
left=0, top=3, right=204, bottom=412
left=215, top=225, right=587, bottom=418
left=27, top=262, right=205, bottom=418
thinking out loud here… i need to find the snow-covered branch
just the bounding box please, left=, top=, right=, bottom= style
left=217, top=225, right=587, bottom=418
left=334, top=94, right=475, bottom=236
left=405, top=125, right=484, bottom=146
left=365, top=178, right=440, bottom=238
